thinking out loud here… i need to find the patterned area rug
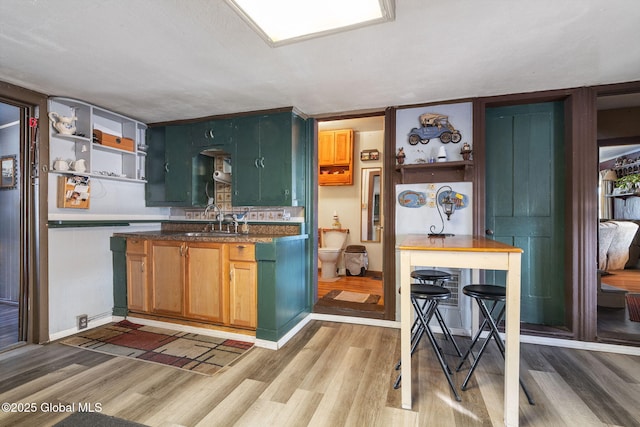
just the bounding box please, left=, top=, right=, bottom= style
left=627, top=294, right=640, bottom=322
left=61, top=320, right=253, bottom=375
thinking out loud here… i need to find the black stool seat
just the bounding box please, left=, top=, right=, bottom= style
left=457, top=284, right=534, bottom=405
left=463, top=284, right=506, bottom=300
left=411, top=269, right=452, bottom=282
left=411, top=284, right=451, bottom=299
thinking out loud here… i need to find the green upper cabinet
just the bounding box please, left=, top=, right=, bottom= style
left=146, top=125, right=191, bottom=206
left=191, top=119, right=234, bottom=153
left=146, top=124, right=215, bottom=207
left=233, top=111, right=307, bottom=206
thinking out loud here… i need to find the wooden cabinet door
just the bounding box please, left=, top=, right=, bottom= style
left=318, top=131, right=335, bottom=166
left=126, top=239, right=148, bottom=312
left=185, top=242, right=229, bottom=323
left=333, top=130, right=353, bottom=165
left=150, top=241, right=184, bottom=316
left=229, top=260, right=257, bottom=329
left=126, top=253, right=148, bottom=312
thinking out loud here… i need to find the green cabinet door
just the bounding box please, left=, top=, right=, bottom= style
left=145, top=125, right=191, bottom=206
left=145, top=126, right=169, bottom=206
left=233, top=112, right=306, bottom=206
left=259, top=113, right=293, bottom=205
left=191, top=119, right=234, bottom=153
left=233, top=115, right=262, bottom=206
left=165, top=125, right=192, bottom=205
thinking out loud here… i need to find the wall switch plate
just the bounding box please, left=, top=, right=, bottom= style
left=77, top=314, right=88, bottom=330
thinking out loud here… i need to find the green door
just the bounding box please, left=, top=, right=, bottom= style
left=485, top=102, right=565, bottom=325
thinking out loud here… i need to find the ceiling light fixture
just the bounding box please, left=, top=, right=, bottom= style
left=225, top=0, right=395, bottom=47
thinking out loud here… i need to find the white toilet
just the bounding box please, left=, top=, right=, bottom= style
left=318, top=228, right=349, bottom=279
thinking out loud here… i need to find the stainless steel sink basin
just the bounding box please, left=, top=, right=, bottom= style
left=182, top=232, right=239, bottom=237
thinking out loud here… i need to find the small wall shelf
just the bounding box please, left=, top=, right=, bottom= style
left=395, top=160, right=473, bottom=184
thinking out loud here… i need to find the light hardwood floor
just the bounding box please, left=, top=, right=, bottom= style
left=1, top=320, right=640, bottom=426
left=0, top=303, right=19, bottom=350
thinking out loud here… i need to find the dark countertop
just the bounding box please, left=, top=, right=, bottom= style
left=113, top=230, right=308, bottom=243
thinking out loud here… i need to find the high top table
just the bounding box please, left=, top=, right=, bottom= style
left=398, top=234, right=523, bottom=427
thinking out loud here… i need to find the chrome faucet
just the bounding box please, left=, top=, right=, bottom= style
left=204, top=203, right=222, bottom=231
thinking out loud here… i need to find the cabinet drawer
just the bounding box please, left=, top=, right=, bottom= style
left=229, top=243, right=255, bottom=261
left=127, top=238, right=147, bottom=254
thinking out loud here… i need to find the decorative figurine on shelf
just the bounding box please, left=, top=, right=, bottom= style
left=437, top=146, right=447, bottom=162
left=396, top=147, right=406, bottom=165
left=460, top=142, right=472, bottom=161
left=332, top=211, right=341, bottom=229
left=48, top=112, right=77, bottom=135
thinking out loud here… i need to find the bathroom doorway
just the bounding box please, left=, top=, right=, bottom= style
left=314, top=115, right=386, bottom=318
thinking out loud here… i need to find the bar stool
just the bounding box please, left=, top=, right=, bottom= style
left=393, top=284, right=461, bottom=401
left=456, top=284, right=535, bottom=405
left=410, top=269, right=462, bottom=358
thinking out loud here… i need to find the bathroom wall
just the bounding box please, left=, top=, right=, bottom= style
left=318, top=127, right=384, bottom=272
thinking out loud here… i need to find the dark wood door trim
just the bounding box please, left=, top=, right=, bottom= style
left=474, top=87, right=595, bottom=341
left=0, top=80, right=49, bottom=345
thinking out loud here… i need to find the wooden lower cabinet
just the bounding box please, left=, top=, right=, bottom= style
left=126, top=239, right=149, bottom=312
left=229, top=244, right=257, bottom=328
left=130, top=238, right=256, bottom=330
left=185, top=242, right=228, bottom=324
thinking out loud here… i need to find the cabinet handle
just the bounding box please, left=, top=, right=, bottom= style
left=254, top=158, right=260, bottom=168
left=207, top=129, right=215, bottom=139
left=164, top=162, right=169, bottom=173
left=259, top=157, right=265, bottom=168
left=141, top=261, right=145, bottom=273
left=236, top=245, right=246, bottom=249
left=230, top=269, right=234, bottom=283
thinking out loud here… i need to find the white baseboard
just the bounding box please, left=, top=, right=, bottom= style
left=49, top=314, right=114, bottom=342
left=255, top=314, right=314, bottom=350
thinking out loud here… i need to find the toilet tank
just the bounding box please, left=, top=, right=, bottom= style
left=322, top=229, right=349, bottom=248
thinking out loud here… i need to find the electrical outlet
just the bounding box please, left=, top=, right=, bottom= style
left=77, top=314, right=88, bottom=330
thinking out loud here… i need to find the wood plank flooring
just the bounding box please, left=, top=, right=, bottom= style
left=0, top=302, right=19, bottom=350
left=601, top=269, right=640, bottom=293
left=1, top=320, right=640, bottom=426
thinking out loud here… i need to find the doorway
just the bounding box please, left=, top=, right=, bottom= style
left=596, top=92, right=640, bottom=345
left=0, top=101, right=24, bottom=350
left=314, top=115, right=386, bottom=318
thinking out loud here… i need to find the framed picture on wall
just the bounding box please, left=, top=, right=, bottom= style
left=0, top=155, right=17, bottom=189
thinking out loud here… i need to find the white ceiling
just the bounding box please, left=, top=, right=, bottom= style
left=1, top=0, right=640, bottom=125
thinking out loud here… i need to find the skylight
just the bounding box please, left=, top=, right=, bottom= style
left=226, top=0, right=395, bottom=47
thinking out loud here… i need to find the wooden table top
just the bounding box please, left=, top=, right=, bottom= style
left=398, top=234, right=523, bottom=253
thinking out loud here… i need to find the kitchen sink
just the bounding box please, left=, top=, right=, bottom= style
left=182, top=232, right=240, bottom=237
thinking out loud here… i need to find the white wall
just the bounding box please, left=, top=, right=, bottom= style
left=47, top=173, right=169, bottom=339
left=318, top=128, right=384, bottom=272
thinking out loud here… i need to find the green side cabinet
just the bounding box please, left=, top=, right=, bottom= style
left=256, top=235, right=309, bottom=342
left=110, top=236, right=128, bottom=317
left=233, top=111, right=307, bottom=206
